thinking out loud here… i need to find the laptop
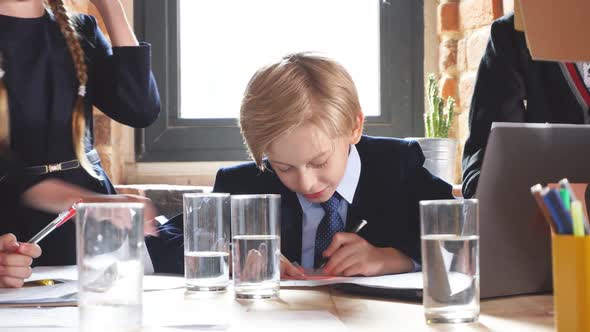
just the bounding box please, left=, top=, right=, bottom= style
left=477, top=122, right=590, bottom=298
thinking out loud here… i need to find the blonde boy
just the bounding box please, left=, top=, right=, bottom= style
left=145, top=53, right=453, bottom=276
left=213, top=53, right=453, bottom=278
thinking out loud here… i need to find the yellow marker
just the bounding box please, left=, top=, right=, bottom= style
left=571, top=200, right=585, bottom=237
left=23, top=279, right=58, bottom=287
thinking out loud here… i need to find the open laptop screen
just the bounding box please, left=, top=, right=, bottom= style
left=476, top=122, right=590, bottom=298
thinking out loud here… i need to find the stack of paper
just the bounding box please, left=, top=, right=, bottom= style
left=0, top=281, right=77, bottom=307
left=0, top=266, right=186, bottom=307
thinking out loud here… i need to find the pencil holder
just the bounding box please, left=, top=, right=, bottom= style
left=551, top=234, right=590, bottom=331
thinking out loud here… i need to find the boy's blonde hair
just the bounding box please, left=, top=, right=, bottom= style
left=240, top=52, right=362, bottom=169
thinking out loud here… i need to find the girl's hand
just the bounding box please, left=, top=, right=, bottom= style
left=0, top=234, right=41, bottom=288
left=22, top=179, right=158, bottom=236
left=115, top=194, right=158, bottom=236
left=88, top=0, right=138, bottom=47
left=88, top=0, right=122, bottom=8
left=84, top=194, right=159, bottom=236
left=321, top=233, right=414, bottom=277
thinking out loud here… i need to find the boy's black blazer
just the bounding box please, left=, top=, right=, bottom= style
left=146, top=135, right=453, bottom=274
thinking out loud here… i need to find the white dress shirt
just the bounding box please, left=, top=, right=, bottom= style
left=575, top=62, right=590, bottom=89
left=296, top=144, right=361, bottom=268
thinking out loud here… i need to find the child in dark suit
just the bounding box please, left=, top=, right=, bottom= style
left=147, top=53, right=453, bottom=277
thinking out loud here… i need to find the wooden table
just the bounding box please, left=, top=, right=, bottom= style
left=142, top=285, right=555, bottom=332
left=0, top=278, right=554, bottom=331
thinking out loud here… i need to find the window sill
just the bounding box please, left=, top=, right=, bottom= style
left=126, top=161, right=245, bottom=186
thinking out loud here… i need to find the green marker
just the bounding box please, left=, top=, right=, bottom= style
left=559, top=188, right=571, bottom=212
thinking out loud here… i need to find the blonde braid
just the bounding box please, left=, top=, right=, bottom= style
left=48, top=0, right=100, bottom=179
left=0, top=52, right=9, bottom=149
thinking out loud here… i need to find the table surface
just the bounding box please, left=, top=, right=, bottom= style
left=141, top=285, right=555, bottom=332
left=0, top=279, right=555, bottom=332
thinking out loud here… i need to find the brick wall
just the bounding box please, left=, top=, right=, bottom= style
left=437, top=0, right=510, bottom=182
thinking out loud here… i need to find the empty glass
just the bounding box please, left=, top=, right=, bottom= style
left=76, top=202, right=144, bottom=332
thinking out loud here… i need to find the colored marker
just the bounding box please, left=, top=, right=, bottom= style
left=572, top=201, right=586, bottom=237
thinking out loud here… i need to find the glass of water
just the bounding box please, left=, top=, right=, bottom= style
left=231, top=194, right=281, bottom=299
left=183, top=193, right=230, bottom=292
left=420, top=199, right=479, bottom=324
left=76, top=202, right=144, bottom=332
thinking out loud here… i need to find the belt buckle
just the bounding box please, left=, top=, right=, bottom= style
left=47, top=163, right=62, bottom=173
left=62, top=160, right=80, bottom=171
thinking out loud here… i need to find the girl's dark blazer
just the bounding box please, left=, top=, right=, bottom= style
left=462, top=14, right=587, bottom=198
left=147, top=135, right=453, bottom=274
left=0, top=12, right=160, bottom=266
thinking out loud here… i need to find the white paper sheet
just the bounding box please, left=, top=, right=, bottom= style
left=0, top=281, right=77, bottom=305
left=281, top=272, right=473, bottom=297
left=27, top=266, right=78, bottom=282
left=280, top=272, right=424, bottom=289
left=29, top=265, right=185, bottom=290
left=0, top=266, right=186, bottom=306
left=143, top=275, right=185, bottom=291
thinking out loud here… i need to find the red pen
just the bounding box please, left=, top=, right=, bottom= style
left=28, top=200, right=82, bottom=244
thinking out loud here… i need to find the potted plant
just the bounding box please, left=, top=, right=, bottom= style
left=408, top=74, right=458, bottom=184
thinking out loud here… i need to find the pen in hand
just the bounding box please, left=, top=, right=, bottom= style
left=28, top=200, right=81, bottom=244
left=351, top=219, right=368, bottom=234
left=318, top=219, right=368, bottom=270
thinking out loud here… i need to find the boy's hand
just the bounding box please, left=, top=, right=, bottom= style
left=321, top=233, right=414, bottom=277
left=280, top=255, right=305, bottom=280
left=0, top=234, right=42, bottom=288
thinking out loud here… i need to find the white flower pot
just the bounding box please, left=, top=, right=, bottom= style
left=406, top=137, right=458, bottom=184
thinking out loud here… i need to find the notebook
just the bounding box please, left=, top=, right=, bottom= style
left=281, top=272, right=471, bottom=301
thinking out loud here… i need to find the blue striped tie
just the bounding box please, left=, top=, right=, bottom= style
left=314, top=192, right=344, bottom=268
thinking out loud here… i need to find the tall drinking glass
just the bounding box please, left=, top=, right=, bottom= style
left=420, top=199, right=479, bottom=324
left=231, top=194, right=281, bottom=299
left=76, top=202, right=144, bottom=332
left=183, top=193, right=230, bottom=292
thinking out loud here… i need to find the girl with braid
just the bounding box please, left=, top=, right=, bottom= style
left=0, top=0, right=160, bottom=266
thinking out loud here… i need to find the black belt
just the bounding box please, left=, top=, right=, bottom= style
left=24, top=149, right=101, bottom=176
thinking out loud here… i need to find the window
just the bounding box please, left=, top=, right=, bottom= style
left=179, top=1, right=380, bottom=119
left=134, top=0, right=424, bottom=161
